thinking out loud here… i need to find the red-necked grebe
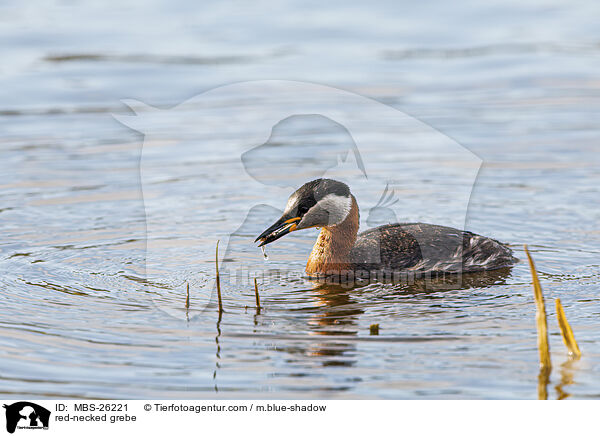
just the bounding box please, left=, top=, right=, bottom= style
left=255, top=179, right=517, bottom=278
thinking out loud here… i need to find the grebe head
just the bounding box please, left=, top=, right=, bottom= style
left=255, top=178, right=352, bottom=247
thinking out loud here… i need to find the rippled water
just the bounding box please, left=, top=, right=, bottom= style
left=1, top=0, right=599, bottom=399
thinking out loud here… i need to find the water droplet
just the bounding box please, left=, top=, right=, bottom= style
left=261, top=245, right=269, bottom=261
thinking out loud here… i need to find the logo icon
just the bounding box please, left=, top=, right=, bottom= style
left=3, top=402, right=50, bottom=434
left=115, top=80, right=483, bottom=318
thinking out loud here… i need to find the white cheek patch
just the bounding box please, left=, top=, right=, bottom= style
left=317, top=194, right=352, bottom=225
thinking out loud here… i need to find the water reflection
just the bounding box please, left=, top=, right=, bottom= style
left=538, top=366, right=551, bottom=400
left=555, top=358, right=580, bottom=400
left=309, top=267, right=514, bottom=295
left=309, top=284, right=363, bottom=336
left=214, top=312, right=223, bottom=393
left=290, top=267, right=515, bottom=368
left=299, top=284, right=362, bottom=367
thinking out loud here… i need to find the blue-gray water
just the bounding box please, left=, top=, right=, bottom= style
left=1, top=0, right=599, bottom=399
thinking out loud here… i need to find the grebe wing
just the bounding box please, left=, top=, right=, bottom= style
left=351, top=223, right=516, bottom=273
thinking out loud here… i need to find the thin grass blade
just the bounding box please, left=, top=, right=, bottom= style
left=555, top=298, right=581, bottom=359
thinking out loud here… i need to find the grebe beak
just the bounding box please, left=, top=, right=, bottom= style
left=255, top=216, right=301, bottom=247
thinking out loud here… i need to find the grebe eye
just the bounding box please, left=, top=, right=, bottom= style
left=298, top=205, right=309, bottom=215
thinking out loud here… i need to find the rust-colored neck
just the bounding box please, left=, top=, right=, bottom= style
left=306, top=195, right=359, bottom=277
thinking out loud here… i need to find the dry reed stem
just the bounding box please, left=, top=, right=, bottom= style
left=555, top=298, right=581, bottom=359
left=369, top=324, right=379, bottom=335
left=254, top=278, right=261, bottom=310
left=185, top=282, right=190, bottom=309
left=215, top=240, right=223, bottom=314
left=525, top=245, right=552, bottom=372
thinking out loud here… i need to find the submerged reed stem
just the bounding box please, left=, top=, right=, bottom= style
left=215, top=240, right=223, bottom=314
left=555, top=298, right=581, bottom=359
left=525, top=245, right=552, bottom=372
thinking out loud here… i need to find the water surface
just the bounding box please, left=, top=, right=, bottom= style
left=1, top=0, right=599, bottom=399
